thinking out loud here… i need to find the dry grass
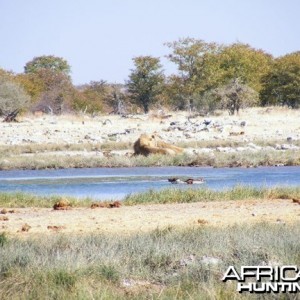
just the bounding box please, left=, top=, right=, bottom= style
left=0, top=222, right=299, bottom=299
left=1, top=149, right=300, bottom=170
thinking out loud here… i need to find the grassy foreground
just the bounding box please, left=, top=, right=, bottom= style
left=0, top=222, right=299, bottom=299
left=0, top=186, right=300, bottom=208
left=1, top=187, right=299, bottom=299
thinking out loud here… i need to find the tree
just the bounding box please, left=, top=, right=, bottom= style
left=165, top=38, right=223, bottom=110
left=0, top=77, right=30, bottom=116
left=163, top=75, right=187, bottom=110
left=72, top=80, right=108, bottom=114
left=218, top=43, right=273, bottom=92
left=260, top=52, right=300, bottom=108
left=24, top=55, right=71, bottom=77
left=33, top=69, right=73, bottom=114
left=23, top=56, right=73, bottom=114
left=14, top=73, right=45, bottom=103
left=126, top=56, right=164, bottom=113
left=214, top=78, right=258, bottom=115
left=0, top=68, right=14, bottom=80
left=104, top=84, right=128, bottom=115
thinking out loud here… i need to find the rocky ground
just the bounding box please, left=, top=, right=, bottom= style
left=1, top=107, right=300, bottom=157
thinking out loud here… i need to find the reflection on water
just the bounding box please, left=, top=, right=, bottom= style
left=0, top=166, right=299, bottom=200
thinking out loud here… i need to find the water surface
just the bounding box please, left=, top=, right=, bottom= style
left=0, top=166, right=299, bottom=200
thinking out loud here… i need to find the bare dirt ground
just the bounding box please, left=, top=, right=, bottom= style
left=1, top=198, right=299, bottom=237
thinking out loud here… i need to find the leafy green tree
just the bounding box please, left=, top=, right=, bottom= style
left=0, top=77, right=30, bottom=115
left=165, top=39, right=272, bottom=112
left=14, top=73, right=45, bottom=103
left=162, top=75, right=187, bottom=110
left=23, top=56, right=73, bottom=114
left=219, top=43, right=272, bottom=92
left=24, top=55, right=71, bottom=77
left=165, top=38, right=223, bottom=110
left=260, top=52, right=300, bottom=108
left=126, top=56, right=164, bottom=113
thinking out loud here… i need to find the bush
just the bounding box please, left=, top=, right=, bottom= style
left=0, top=78, right=30, bottom=115
left=0, top=233, right=8, bottom=247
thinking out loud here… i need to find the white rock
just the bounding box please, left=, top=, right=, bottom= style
left=236, top=147, right=246, bottom=152
left=216, top=147, right=236, bottom=153
left=200, top=256, right=221, bottom=265
left=247, top=143, right=261, bottom=150
left=198, top=148, right=213, bottom=154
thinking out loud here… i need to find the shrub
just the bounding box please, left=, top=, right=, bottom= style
left=0, top=233, right=8, bottom=247
left=0, top=78, right=30, bottom=115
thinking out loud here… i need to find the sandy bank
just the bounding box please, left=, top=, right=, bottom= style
left=1, top=198, right=299, bottom=236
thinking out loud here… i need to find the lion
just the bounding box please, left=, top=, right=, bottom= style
left=133, top=133, right=183, bottom=156
left=53, top=199, right=72, bottom=210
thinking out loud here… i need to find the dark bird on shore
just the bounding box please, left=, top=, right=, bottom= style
left=170, top=121, right=179, bottom=126
left=168, top=178, right=183, bottom=184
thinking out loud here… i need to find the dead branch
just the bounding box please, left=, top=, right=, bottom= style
left=3, top=109, right=19, bottom=122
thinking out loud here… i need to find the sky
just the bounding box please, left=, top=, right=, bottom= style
left=0, top=0, right=299, bottom=85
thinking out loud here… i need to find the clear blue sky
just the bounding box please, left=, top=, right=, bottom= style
left=0, top=0, right=299, bottom=85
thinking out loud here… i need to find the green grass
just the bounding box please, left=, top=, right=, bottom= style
left=0, top=192, right=93, bottom=208
left=0, top=222, right=299, bottom=299
left=1, top=186, right=299, bottom=208
left=123, top=185, right=300, bottom=205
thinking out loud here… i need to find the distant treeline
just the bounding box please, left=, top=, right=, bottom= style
left=0, top=38, right=300, bottom=116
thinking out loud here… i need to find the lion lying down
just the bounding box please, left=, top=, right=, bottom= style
left=133, top=133, right=184, bottom=156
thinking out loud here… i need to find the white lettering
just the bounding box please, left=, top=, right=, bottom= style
left=257, top=266, right=273, bottom=281
left=238, top=282, right=254, bottom=293
left=222, top=266, right=241, bottom=282
left=238, top=282, right=300, bottom=293
left=224, top=265, right=300, bottom=293
left=241, top=266, right=257, bottom=281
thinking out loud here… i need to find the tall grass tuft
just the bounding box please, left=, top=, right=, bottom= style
left=0, top=233, right=8, bottom=247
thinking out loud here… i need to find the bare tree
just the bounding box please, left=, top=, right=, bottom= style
left=216, top=78, right=258, bottom=115
left=106, top=85, right=127, bottom=115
